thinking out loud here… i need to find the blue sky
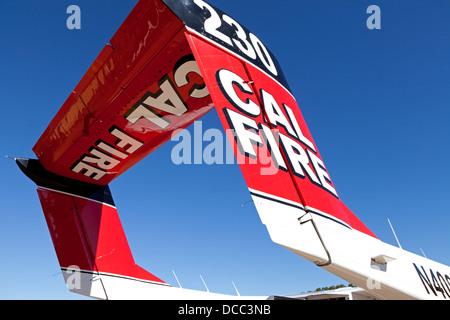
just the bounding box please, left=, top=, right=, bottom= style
left=1, top=0, right=450, bottom=299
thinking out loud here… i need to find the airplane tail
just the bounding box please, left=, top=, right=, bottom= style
left=178, top=2, right=377, bottom=266
left=18, top=0, right=450, bottom=300
left=16, top=158, right=168, bottom=299
left=17, top=0, right=378, bottom=297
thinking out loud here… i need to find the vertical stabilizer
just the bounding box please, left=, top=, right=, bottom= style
left=16, top=158, right=167, bottom=299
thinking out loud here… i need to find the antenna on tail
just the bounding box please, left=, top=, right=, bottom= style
left=232, top=281, right=240, bottom=296
left=200, top=274, right=209, bottom=292
left=387, top=218, right=402, bottom=250
left=172, top=270, right=182, bottom=288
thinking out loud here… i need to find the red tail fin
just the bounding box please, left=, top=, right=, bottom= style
left=17, top=0, right=378, bottom=297
left=183, top=31, right=375, bottom=238
left=17, top=159, right=167, bottom=299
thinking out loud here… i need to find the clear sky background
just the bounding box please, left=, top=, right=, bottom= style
left=1, top=0, right=449, bottom=299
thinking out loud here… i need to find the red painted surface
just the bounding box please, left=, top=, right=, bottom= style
left=185, top=32, right=376, bottom=238
left=33, top=1, right=214, bottom=186
left=30, top=0, right=376, bottom=291
left=37, top=187, right=165, bottom=283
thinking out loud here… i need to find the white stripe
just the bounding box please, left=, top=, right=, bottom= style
left=61, top=267, right=170, bottom=287
left=248, top=188, right=352, bottom=229
left=304, top=206, right=352, bottom=230
left=37, top=186, right=116, bottom=209
left=248, top=187, right=304, bottom=209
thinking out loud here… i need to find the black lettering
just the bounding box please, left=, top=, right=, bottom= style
left=431, top=270, right=447, bottom=299
left=437, top=272, right=450, bottom=299
left=413, top=263, right=437, bottom=296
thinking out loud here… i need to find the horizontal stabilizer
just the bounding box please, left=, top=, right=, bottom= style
left=33, top=0, right=214, bottom=185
